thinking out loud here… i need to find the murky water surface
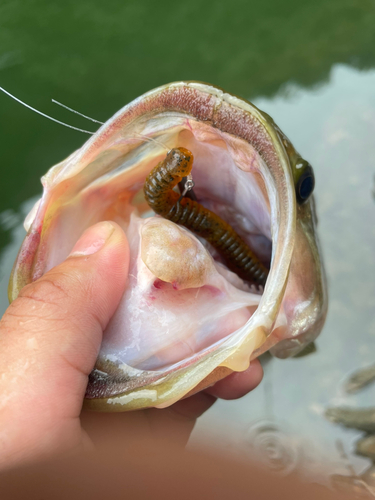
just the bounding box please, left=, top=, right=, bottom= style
left=1, top=0, right=375, bottom=487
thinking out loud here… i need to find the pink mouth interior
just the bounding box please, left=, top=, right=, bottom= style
left=41, top=128, right=273, bottom=372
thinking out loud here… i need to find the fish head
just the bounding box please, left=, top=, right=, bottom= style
left=8, top=82, right=328, bottom=410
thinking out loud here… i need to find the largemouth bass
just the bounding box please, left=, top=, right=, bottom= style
left=8, top=82, right=328, bottom=410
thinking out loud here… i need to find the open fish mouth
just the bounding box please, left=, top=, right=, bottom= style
left=8, top=82, right=328, bottom=410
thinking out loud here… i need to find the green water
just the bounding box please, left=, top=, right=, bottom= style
left=1, top=0, right=375, bottom=482
left=1, top=0, right=375, bottom=228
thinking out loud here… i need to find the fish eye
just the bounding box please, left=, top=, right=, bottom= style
left=296, top=164, right=315, bottom=204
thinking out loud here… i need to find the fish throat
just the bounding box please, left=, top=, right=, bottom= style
left=144, top=147, right=269, bottom=287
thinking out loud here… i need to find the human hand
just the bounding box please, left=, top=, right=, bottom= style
left=0, top=222, right=263, bottom=471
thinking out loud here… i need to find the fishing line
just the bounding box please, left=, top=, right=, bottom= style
left=0, top=86, right=95, bottom=134
left=52, top=99, right=104, bottom=124
left=51, top=98, right=169, bottom=152
left=1, top=85, right=170, bottom=152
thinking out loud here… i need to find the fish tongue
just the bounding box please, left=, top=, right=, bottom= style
left=140, top=217, right=215, bottom=290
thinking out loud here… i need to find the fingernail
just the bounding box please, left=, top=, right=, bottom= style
left=69, top=222, right=115, bottom=257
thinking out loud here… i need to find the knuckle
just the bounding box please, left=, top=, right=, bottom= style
left=1, top=277, right=77, bottom=335
left=19, top=277, right=70, bottom=305
left=2, top=268, right=104, bottom=336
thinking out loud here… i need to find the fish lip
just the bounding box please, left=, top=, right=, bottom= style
left=9, top=82, right=301, bottom=408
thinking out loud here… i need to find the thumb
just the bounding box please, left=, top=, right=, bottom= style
left=0, top=221, right=129, bottom=467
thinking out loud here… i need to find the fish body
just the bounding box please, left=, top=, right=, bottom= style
left=345, top=365, right=375, bottom=393
left=325, top=408, right=375, bottom=433
left=327, top=366, right=375, bottom=470
left=8, top=82, right=327, bottom=410
left=357, top=435, right=375, bottom=461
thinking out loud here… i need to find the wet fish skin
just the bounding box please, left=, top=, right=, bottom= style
left=356, top=435, right=375, bottom=461
left=345, top=365, right=375, bottom=393
left=325, top=407, right=375, bottom=433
